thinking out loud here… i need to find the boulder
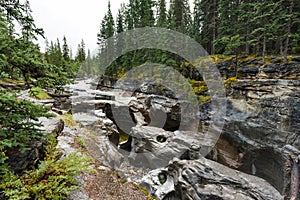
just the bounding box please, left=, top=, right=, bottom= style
left=128, top=126, right=217, bottom=169
left=140, top=157, right=284, bottom=200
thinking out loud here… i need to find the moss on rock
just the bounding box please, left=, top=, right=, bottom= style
left=29, top=87, right=51, bottom=100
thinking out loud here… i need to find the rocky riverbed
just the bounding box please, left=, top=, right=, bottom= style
left=4, top=57, right=299, bottom=200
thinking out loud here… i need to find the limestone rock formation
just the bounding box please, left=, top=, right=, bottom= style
left=140, top=157, right=284, bottom=200
left=68, top=58, right=300, bottom=199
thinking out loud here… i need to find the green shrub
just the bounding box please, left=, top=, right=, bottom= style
left=0, top=135, right=94, bottom=200
left=0, top=90, right=53, bottom=151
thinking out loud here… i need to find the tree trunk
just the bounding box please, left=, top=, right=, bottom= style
left=211, top=0, right=216, bottom=55
left=256, top=45, right=260, bottom=57
left=245, top=29, right=250, bottom=56
left=280, top=38, right=283, bottom=56
left=22, top=71, right=30, bottom=89
left=262, top=35, right=266, bottom=64
left=284, top=0, right=294, bottom=62
left=235, top=51, right=238, bottom=77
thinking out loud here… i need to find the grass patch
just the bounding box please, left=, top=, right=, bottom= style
left=75, top=137, right=87, bottom=148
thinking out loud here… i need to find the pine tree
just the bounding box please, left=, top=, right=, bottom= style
left=168, top=0, right=183, bottom=31
left=168, top=0, right=191, bottom=33
left=190, top=0, right=202, bottom=42
left=248, top=0, right=282, bottom=62
left=97, top=1, right=115, bottom=52
left=139, top=0, right=155, bottom=27
left=21, top=0, right=33, bottom=41
left=115, top=6, right=125, bottom=68
left=215, top=0, right=244, bottom=55
left=291, top=0, right=300, bottom=54
left=116, top=7, right=124, bottom=34
left=196, top=0, right=218, bottom=54
left=98, top=0, right=300, bottom=68
left=283, top=0, right=295, bottom=61
left=62, top=36, right=70, bottom=61
left=76, top=39, right=86, bottom=62
left=106, top=1, right=115, bottom=38
left=0, top=0, right=44, bottom=39
left=156, top=0, right=167, bottom=27
left=124, top=4, right=134, bottom=30
left=56, top=38, right=62, bottom=64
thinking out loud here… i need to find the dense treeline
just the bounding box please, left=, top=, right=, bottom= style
left=0, top=0, right=85, bottom=89
left=0, top=2, right=93, bottom=199
left=0, top=0, right=88, bottom=153
left=95, top=0, right=300, bottom=76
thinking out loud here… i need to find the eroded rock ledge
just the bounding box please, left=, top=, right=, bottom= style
left=140, top=157, right=284, bottom=200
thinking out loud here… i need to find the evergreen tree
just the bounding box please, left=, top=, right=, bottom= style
left=76, top=39, right=86, bottom=62
left=62, top=36, right=70, bottom=61
left=282, top=0, right=296, bottom=60
left=97, top=0, right=300, bottom=71
left=168, top=0, right=191, bottom=33
left=106, top=1, right=115, bottom=39
left=97, top=1, right=115, bottom=52
left=1, top=0, right=44, bottom=38
left=115, top=6, right=125, bottom=69
left=196, top=0, right=218, bottom=54
left=56, top=38, right=63, bottom=64
left=116, top=7, right=124, bottom=34
left=139, top=0, right=155, bottom=27
left=215, top=0, right=244, bottom=55
left=156, top=0, right=167, bottom=27
left=291, top=0, right=300, bottom=54
left=249, top=1, right=281, bottom=62
left=190, top=0, right=202, bottom=42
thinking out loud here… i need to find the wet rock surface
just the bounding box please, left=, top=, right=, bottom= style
left=140, top=157, right=284, bottom=200
left=8, top=59, right=298, bottom=199
left=67, top=64, right=299, bottom=199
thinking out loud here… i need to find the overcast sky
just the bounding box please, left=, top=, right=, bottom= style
left=30, top=0, right=129, bottom=54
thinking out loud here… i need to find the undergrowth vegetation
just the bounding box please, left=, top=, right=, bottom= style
left=0, top=89, right=94, bottom=200
left=0, top=135, right=94, bottom=200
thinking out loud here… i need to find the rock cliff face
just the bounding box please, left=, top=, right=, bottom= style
left=212, top=59, right=300, bottom=197
left=118, top=58, right=300, bottom=200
